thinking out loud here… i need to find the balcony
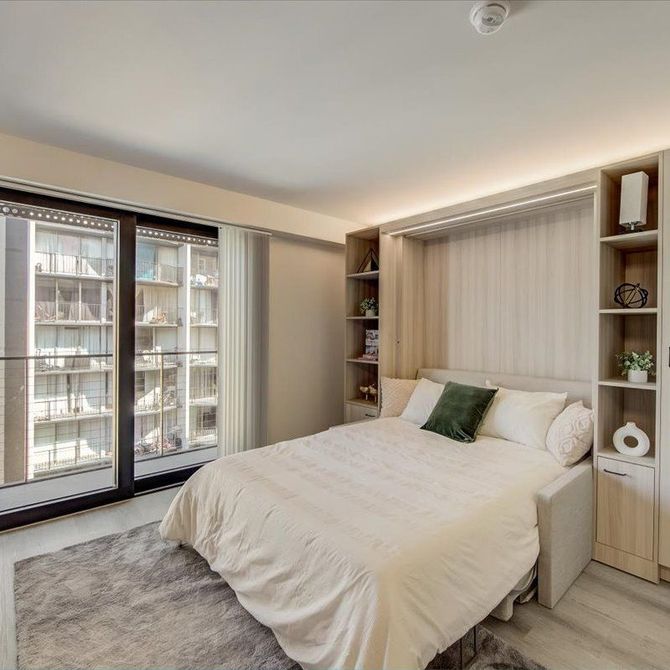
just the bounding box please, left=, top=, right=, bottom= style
left=35, top=252, right=114, bottom=279
left=30, top=442, right=111, bottom=477
left=190, top=272, right=218, bottom=289
left=135, top=388, right=182, bottom=415
left=190, top=307, right=218, bottom=326
left=35, top=301, right=110, bottom=324
left=33, top=396, right=113, bottom=423
left=135, top=352, right=181, bottom=371
left=136, top=260, right=183, bottom=286
left=190, top=384, right=217, bottom=406
left=189, top=427, right=217, bottom=448
left=134, top=425, right=183, bottom=459
left=35, top=351, right=113, bottom=375
left=135, top=305, right=182, bottom=327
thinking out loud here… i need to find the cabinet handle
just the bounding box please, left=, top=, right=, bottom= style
left=603, top=468, right=628, bottom=477
left=364, top=413, right=375, bottom=418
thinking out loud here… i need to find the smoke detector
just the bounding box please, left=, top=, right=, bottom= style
left=469, top=0, right=510, bottom=35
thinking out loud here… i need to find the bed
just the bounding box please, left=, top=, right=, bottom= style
left=160, top=370, right=593, bottom=670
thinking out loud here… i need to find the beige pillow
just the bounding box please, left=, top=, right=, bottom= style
left=479, top=382, right=567, bottom=450
left=380, top=377, right=419, bottom=417
left=546, top=401, right=594, bottom=466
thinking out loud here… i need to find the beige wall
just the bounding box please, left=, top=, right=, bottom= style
left=267, top=237, right=344, bottom=443
left=0, top=132, right=359, bottom=244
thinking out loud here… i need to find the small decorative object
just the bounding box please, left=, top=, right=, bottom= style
left=356, top=248, right=379, bottom=273
left=360, top=328, right=379, bottom=361
left=360, top=297, right=379, bottom=317
left=368, top=384, right=378, bottom=402
left=616, top=350, right=654, bottom=384
left=614, top=282, right=648, bottom=309
left=619, top=171, right=649, bottom=232
left=359, top=385, right=370, bottom=401
left=613, top=422, right=650, bottom=457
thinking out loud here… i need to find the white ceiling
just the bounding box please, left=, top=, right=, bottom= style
left=1, top=0, right=670, bottom=225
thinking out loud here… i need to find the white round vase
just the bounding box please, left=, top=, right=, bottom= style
left=613, top=422, right=650, bottom=457
left=627, top=369, right=648, bottom=384
left=365, top=309, right=377, bottom=317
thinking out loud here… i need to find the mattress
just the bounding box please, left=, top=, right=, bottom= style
left=160, top=417, right=565, bottom=670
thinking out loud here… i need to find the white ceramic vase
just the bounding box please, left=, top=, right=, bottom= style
left=365, top=309, right=377, bottom=317
left=613, top=421, right=650, bottom=457
left=627, top=369, right=648, bottom=384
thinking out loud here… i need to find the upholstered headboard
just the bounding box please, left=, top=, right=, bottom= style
left=417, top=368, right=592, bottom=408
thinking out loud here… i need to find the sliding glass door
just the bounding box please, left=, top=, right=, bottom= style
left=0, top=194, right=134, bottom=523
left=133, top=226, right=219, bottom=480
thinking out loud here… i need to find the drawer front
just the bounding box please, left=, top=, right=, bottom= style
left=344, top=403, right=378, bottom=423
left=597, top=457, right=655, bottom=560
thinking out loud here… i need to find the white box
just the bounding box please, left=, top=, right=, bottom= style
left=619, top=171, right=649, bottom=229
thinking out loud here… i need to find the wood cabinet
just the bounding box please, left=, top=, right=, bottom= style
left=596, top=457, right=655, bottom=560
left=344, top=402, right=379, bottom=423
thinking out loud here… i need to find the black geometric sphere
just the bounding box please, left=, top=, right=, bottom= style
left=614, top=282, right=649, bottom=309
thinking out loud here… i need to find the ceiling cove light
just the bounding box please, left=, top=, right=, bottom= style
left=469, top=1, right=510, bottom=35
left=388, top=185, right=597, bottom=236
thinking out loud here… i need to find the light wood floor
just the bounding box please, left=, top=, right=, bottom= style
left=1, top=489, right=670, bottom=670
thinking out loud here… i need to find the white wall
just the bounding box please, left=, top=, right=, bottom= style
left=0, top=132, right=359, bottom=244
left=267, top=237, right=344, bottom=443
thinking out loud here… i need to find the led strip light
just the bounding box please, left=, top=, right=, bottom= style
left=388, top=184, right=597, bottom=236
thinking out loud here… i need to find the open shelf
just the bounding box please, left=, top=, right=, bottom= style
left=347, top=270, right=379, bottom=280
left=600, top=229, right=658, bottom=251
left=598, top=445, right=656, bottom=468
left=346, top=358, right=378, bottom=365
left=599, top=308, right=658, bottom=315
left=599, top=378, right=656, bottom=391
left=596, top=385, right=657, bottom=464
left=345, top=397, right=378, bottom=409
left=346, top=315, right=379, bottom=320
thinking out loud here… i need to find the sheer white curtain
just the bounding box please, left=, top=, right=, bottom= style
left=218, top=226, right=269, bottom=455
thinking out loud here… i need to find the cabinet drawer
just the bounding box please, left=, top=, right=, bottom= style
left=596, top=457, right=655, bottom=560
left=344, top=403, right=378, bottom=423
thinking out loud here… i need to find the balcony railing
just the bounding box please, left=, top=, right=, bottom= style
left=190, top=307, right=218, bottom=325
left=33, top=395, right=114, bottom=422
left=136, top=260, right=183, bottom=285
left=35, top=252, right=114, bottom=279
left=135, top=305, right=182, bottom=326
left=190, top=272, right=218, bottom=288
left=31, top=443, right=111, bottom=477
left=190, top=384, right=217, bottom=402
left=35, top=350, right=113, bottom=374
left=35, top=301, right=109, bottom=324
left=189, top=427, right=217, bottom=447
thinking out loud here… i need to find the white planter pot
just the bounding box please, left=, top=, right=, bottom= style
left=365, top=309, right=377, bottom=317
left=627, top=369, right=648, bottom=384
left=613, top=422, right=650, bottom=457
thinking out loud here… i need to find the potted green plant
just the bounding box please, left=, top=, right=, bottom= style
left=616, top=350, right=654, bottom=384
left=360, top=297, right=378, bottom=318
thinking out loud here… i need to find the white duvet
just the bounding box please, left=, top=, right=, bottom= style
left=160, top=418, right=565, bottom=670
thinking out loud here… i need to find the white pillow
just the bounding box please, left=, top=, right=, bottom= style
left=380, top=377, right=419, bottom=417
left=546, top=401, right=593, bottom=466
left=399, top=378, right=445, bottom=425
left=479, top=382, right=567, bottom=450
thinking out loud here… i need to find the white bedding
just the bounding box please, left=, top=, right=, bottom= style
left=159, top=418, right=565, bottom=670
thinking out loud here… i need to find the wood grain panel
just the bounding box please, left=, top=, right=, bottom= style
left=423, top=199, right=593, bottom=380
left=596, top=457, right=655, bottom=560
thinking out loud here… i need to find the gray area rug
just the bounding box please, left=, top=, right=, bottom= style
left=15, top=522, right=547, bottom=670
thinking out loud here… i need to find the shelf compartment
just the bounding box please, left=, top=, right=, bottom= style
left=345, top=361, right=379, bottom=409
left=599, top=157, right=659, bottom=238
left=596, top=385, right=656, bottom=462
left=598, top=312, right=657, bottom=380
left=345, top=228, right=380, bottom=275
left=598, top=378, right=656, bottom=391
left=600, top=230, right=658, bottom=252
left=599, top=245, right=658, bottom=309
left=346, top=278, right=378, bottom=320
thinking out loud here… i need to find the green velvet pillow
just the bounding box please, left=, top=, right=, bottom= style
left=421, top=381, right=498, bottom=443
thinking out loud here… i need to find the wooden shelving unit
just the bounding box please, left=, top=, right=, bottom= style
left=344, top=227, right=381, bottom=423
left=593, top=153, right=663, bottom=582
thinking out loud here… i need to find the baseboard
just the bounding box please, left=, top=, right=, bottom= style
left=593, top=542, right=659, bottom=583
left=660, top=565, right=670, bottom=583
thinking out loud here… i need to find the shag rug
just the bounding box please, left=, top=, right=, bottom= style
left=15, top=522, right=547, bottom=670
